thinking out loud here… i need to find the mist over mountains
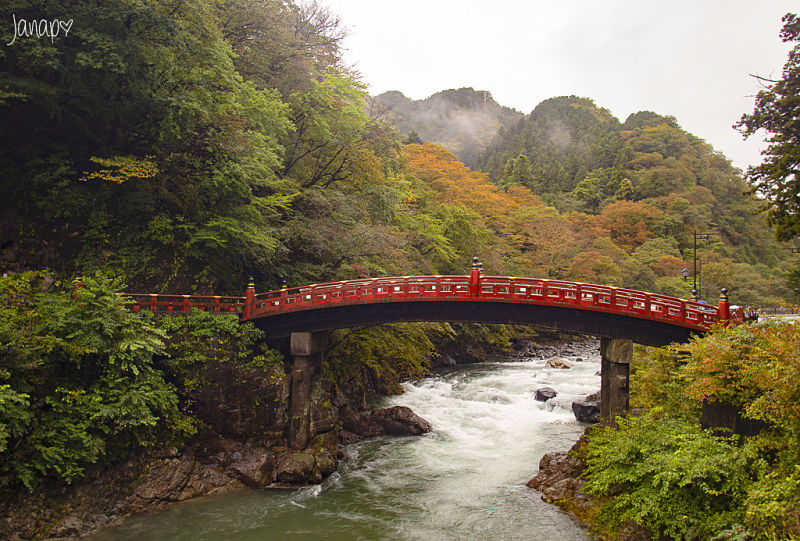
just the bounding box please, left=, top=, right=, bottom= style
left=373, top=88, right=522, bottom=167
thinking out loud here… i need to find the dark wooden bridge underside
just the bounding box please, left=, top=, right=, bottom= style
left=251, top=300, right=696, bottom=347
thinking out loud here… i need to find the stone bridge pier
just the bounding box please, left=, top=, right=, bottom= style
left=288, top=331, right=329, bottom=450
left=600, top=337, right=631, bottom=421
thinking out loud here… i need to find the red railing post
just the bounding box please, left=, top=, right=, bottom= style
left=469, top=256, right=481, bottom=296
left=718, top=287, right=730, bottom=325
left=244, top=276, right=255, bottom=320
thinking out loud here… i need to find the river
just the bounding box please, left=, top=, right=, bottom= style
left=89, top=342, right=598, bottom=540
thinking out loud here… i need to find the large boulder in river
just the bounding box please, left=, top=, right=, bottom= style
left=545, top=357, right=573, bottom=369
left=371, top=406, right=432, bottom=435
left=339, top=406, right=432, bottom=443
left=571, top=391, right=601, bottom=423
left=534, top=387, right=557, bottom=402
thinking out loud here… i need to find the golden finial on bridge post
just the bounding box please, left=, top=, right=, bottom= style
left=244, top=276, right=255, bottom=319
left=718, top=287, right=730, bottom=323
left=469, top=256, right=482, bottom=295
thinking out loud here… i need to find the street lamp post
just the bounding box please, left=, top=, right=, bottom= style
left=698, top=258, right=702, bottom=300
left=692, top=231, right=710, bottom=301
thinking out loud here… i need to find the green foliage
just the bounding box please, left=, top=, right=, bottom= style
left=745, top=467, right=800, bottom=539
left=325, top=323, right=445, bottom=395
left=158, top=309, right=280, bottom=397
left=679, top=322, right=800, bottom=465
left=0, top=273, right=192, bottom=491
left=736, top=13, right=800, bottom=241
left=584, top=322, right=800, bottom=540
left=583, top=414, right=756, bottom=540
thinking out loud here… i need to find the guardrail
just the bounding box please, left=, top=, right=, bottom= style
left=125, top=293, right=245, bottom=314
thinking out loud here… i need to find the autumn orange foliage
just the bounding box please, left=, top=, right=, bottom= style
left=402, top=143, right=540, bottom=220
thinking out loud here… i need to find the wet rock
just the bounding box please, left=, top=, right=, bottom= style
left=194, top=365, right=289, bottom=438
left=337, top=429, right=362, bottom=445
left=340, top=410, right=384, bottom=440
left=134, top=456, right=196, bottom=502
left=527, top=432, right=592, bottom=513
left=574, top=357, right=583, bottom=362
left=534, top=387, right=557, bottom=402
left=175, top=465, right=243, bottom=502
left=275, top=451, right=316, bottom=484
left=371, top=406, right=432, bottom=436
left=512, top=339, right=537, bottom=356
left=226, top=447, right=274, bottom=488
left=339, top=406, right=432, bottom=443
left=545, top=357, right=574, bottom=369
left=50, top=516, right=85, bottom=538
left=571, top=391, right=601, bottom=423
left=313, top=448, right=337, bottom=477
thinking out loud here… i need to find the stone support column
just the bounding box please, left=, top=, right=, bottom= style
left=288, top=331, right=328, bottom=450
left=600, top=337, right=631, bottom=421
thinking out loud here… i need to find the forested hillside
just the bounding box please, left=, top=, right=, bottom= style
left=374, top=88, right=522, bottom=167
left=471, top=96, right=794, bottom=304
left=1, top=0, right=415, bottom=293
left=1, top=1, right=790, bottom=305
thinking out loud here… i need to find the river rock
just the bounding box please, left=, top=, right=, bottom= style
left=526, top=450, right=586, bottom=503
left=225, top=446, right=274, bottom=488
left=526, top=434, right=591, bottom=510
left=371, top=406, right=432, bottom=435
left=275, top=451, right=316, bottom=484
left=545, top=357, right=574, bottom=369
left=313, top=448, right=337, bottom=477
left=571, top=391, right=601, bottom=423
left=49, top=516, right=85, bottom=538
left=534, top=387, right=557, bottom=402
left=339, top=406, right=432, bottom=443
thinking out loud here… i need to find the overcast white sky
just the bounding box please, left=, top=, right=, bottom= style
left=320, top=0, right=796, bottom=172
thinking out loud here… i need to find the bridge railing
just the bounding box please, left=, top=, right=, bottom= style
left=247, top=275, right=720, bottom=331
left=125, top=293, right=246, bottom=315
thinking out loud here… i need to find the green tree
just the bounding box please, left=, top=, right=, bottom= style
left=0, top=273, right=192, bottom=490
left=736, top=13, right=800, bottom=241
left=405, top=129, right=423, bottom=144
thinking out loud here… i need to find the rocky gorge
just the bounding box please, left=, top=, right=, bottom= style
left=0, top=335, right=602, bottom=540
left=0, top=358, right=432, bottom=539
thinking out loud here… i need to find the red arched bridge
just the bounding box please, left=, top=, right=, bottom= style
left=124, top=260, right=743, bottom=348
left=121, top=259, right=747, bottom=430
